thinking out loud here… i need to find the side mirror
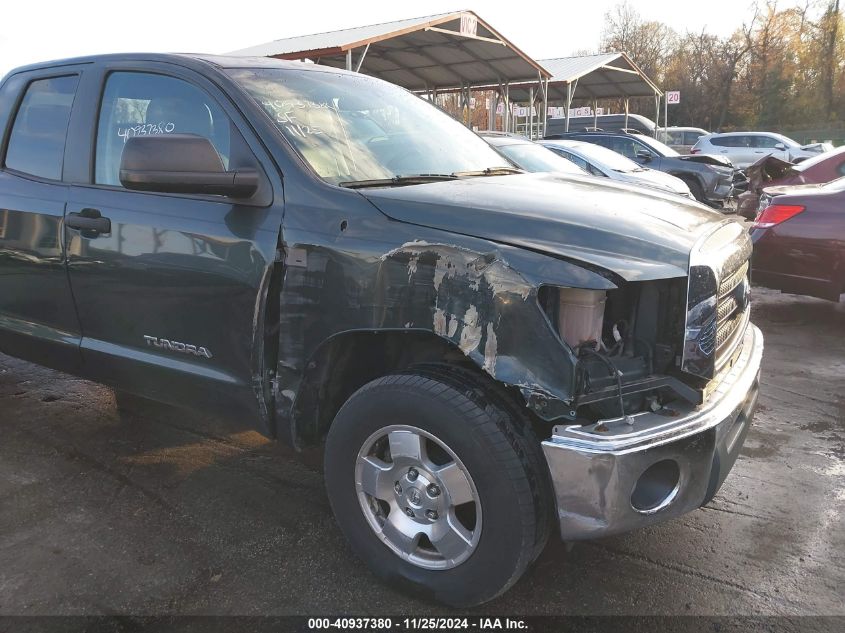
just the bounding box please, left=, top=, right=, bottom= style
left=774, top=143, right=786, bottom=151
left=635, top=149, right=653, bottom=162
left=119, top=134, right=259, bottom=198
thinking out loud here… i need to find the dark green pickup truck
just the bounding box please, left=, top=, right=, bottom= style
left=0, top=53, right=762, bottom=606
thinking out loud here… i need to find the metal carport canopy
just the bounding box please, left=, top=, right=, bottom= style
left=226, top=11, right=551, bottom=93
left=498, top=52, right=663, bottom=133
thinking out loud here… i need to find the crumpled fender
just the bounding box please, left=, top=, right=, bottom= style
left=373, top=240, right=617, bottom=419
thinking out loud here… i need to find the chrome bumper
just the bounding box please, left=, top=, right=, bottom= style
left=542, top=324, right=763, bottom=540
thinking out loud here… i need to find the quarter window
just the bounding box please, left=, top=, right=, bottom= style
left=4, top=75, right=79, bottom=180
left=95, top=72, right=232, bottom=186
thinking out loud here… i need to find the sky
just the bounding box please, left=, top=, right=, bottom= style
left=1, top=0, right=800, bottom=78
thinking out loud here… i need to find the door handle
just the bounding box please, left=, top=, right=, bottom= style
left=66, top=209, right=111, bottom=234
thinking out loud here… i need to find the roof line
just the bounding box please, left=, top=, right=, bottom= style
left=237, top=11, right=457, bottom=51
left=337, top=10, right=550, bottom=79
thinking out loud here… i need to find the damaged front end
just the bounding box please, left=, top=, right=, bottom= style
left=541, top=220, right=762, bottom=539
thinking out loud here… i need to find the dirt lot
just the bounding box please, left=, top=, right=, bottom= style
left=0, top=286, right=842, bottom=617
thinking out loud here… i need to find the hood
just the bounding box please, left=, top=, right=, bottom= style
left=360, top=172, right=726, bottom=282
left=745, top=154, right=796, bottom=189
left=679, top=153, right=734, bottom=168
left=800, top=142, right=833, bottom=153
left=618, top=168, right=691, bottom=195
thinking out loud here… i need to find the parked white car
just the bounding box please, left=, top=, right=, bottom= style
left=540, top=139, right=694, bottom=198
left=690, top=132, right=832, bottom=168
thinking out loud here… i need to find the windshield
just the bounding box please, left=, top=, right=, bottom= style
left=495, top=142, right=584, bottom=174
left=227, top=67, right=512, bottom=185
left=635, top=134, right=680, bottom=157
left=561, top=142, right=641, bottom=172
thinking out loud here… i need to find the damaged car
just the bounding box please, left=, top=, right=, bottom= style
left=0, top=54, right=763, bottom=607
left=750, top=177, right=845, bottom=301
left=546, top=130, right=739, bottom=210
left=691, top=131, right=833, bottom=169
left=737, top=145, right=845, bottom=219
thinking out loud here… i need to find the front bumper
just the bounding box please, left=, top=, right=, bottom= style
left=542, top=324, right=763, bottom=540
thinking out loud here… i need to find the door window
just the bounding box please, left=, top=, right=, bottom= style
left=596, top=136, right=642, bottom=160
left=664, top=130, right=683, bottom=145
left=752, top=136, right=782, bottom=148
left=95, top=72, right=232, bottom=186
left=684, top=131, right=704, bottom=145
left=4, top=75, right=79, bottom=180
left=710, top=135, right=742, bottom=147
left=559, top=150, right=589, bottom=171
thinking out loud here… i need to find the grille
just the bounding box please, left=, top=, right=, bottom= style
left=714, top=260, right=750, bottom=369
left=719, top=261, right=748, bottom=299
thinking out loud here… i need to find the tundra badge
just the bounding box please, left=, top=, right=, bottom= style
left=143, top=335, right=213, bottom=359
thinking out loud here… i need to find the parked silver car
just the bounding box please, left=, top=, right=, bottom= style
left=541, top=139, right=693, bottom=198
left=691, top=132, right=832, bottom=168
left=659, top=126, right=709, bottom=154
left=481, top=133, right=587, bottom=175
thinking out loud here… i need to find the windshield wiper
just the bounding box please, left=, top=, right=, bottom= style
left=453, top=166, right=524, bottom=177
left=339, top=174, right=458, bottom=189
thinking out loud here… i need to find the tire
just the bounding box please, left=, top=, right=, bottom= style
left=324, top=368, right=552, bottom=607
left=682, top=177, right=706, bottom=203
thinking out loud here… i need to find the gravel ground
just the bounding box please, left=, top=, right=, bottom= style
left=0, top=286, right=842, bottom=618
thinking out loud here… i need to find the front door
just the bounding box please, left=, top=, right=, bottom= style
left=0, top=72, right=82, bottom=371
left=65, top=66, right=281, bottom=422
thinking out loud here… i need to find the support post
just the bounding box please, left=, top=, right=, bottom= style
left=542, top=77, right=549, bottom=138
left=346, top=49, right=352, bottom=71
left=504, top=82, right=510, bottom=133
left=529, top=85, right=534, bottom=139
left=654, top=94, right=660, bottom=138
left=355, top=43, right=370, bottom=73
left=624, top=98, right=629, bottom=130
left=593, top=98, right=598, bottom=130
left=565, top=83, right=572, bottom=132
left=663, top=91, right=668, bottom=140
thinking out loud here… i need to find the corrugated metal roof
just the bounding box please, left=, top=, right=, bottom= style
left=228, top=12, right=457, bottom=57
left=226, top=11, right=550, bottom=92
left=538, top=53, right=623, bottom=83
left=494, top=52, right=661, bottom=103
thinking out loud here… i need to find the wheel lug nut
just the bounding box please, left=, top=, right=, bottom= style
left=407, top=468, right=419, bottom=481
left=425, top=509, right=438, bottom=520
left=394, top=482, right=402, bottom=494
left=404, top=507, right=415, bottom=518
left=427, top=484, right=441, bottom=497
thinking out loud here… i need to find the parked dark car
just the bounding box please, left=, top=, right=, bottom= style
left=738, top=145, right=845, bottom=219
left=545, top=113, right=656, bottom=136
left=0, top=53, right=763, bottom=607
left=751, top=177, right=845, bottom=302
left=546, top=131, right=738, bottom=209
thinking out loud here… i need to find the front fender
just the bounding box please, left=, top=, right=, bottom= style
left=275, top=229, right=619, bottom=440
left=377, top=240, right=607, bottom=417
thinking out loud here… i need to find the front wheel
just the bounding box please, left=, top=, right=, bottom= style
left=682, top=176, right=706, bottom=202
left=324, top=369, right=551, bottom=606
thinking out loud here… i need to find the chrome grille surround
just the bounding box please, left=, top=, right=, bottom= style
left=682, top=221, right=753, bottom=380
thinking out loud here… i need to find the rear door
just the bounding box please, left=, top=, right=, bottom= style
left=64, top=61, right=283, bottom=422
left=0, top=70, right=83, bottom=371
